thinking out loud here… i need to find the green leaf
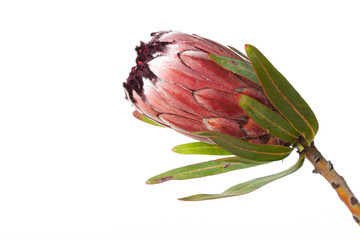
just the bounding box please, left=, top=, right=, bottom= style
left=133, top=111, right=164, bottom=127
left=214, top=156, right=274, bottom=164
left=196, top=131, right=293, bottom=161
left=237, top=94, right=300, bottom=143
left=146, top=157, right=269, bottom=184
left=209, top=54, right=260, bottom=85
left=245, top=44, right=318, bottom=143
left=179, top=153, right=305, bottom=201
left=172, top=142, right=232, bottom=155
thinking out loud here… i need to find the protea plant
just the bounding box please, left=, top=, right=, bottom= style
left=123, top=31, right=360, bottom=226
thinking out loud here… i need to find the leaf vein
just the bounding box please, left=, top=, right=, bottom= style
left=249, top=48, right=315, bottom=139
left=210, top=136, right=291, bottom=156
left=244, top=101, right=298, bottom=139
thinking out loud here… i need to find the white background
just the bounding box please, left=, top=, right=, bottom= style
left=1, top=0, right=360, bottom=239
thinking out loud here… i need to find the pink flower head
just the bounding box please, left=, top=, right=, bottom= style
left=124, top=31, right=285, bottom=145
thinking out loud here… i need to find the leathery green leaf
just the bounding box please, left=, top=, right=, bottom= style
left=179, top=153, right=305, bottom=201
left=133, top=111, right=164, bottom=127
left=173, top=142, right=232, bottom=155
left=237, top=94, right=300, bottom=143
left=196, top=131, right=293, bottom=161
left=209, top=54, right=260, bottom=85
left=245, top=44, right=318, bottom=143
left=146, top=157, right=269, bottom=184
left=215, top=156, right=274, bottom=164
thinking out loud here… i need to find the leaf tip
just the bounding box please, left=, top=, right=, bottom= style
left=234, top=92, right=245, bottom=103
left=192, top=131, right=214, bottom=137
left=177, top=196, right=196, bottom=201
left=147, top=176, right=174, bottom=185
left=245, top=44, right=255, bottom=49
left=132, top=111, right=142, bottom=120
left=208, top=53, right=218, bottom=62
left=244, top=44, right=252, bottom=50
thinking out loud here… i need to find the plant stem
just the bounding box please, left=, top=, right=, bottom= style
left=302, top=141, right=360, bottom=226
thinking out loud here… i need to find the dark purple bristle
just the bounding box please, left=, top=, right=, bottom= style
left=123, top=32, right=172, bottom=103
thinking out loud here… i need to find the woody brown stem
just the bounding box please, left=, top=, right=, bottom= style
left=302, top=141, right=360, bottom=226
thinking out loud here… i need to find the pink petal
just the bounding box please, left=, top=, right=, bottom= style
left=132, top=90, right=161, bottom=123
left=194, top=88, right=247, bottom=119
left=162, top=42, right=199, bottom=58
left=195, top=35, right=245, bottom=59
left=203, top=117, right=245, bottom=139
left=132, top=111, right=169, bottom=127
left=148, top=56, right=230, bottom=91
left=179, top=51, right=254, bottom=91
left=242, top=118, right=268, bottom=138
left=158, top=31, right=242, bottom=59
left=159, top=113, right=207, bottom=133
left=155, top=80, right=216, bottom=118
left=143, top=83, right=198, bottom=120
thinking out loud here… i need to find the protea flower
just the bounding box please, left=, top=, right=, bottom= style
left=123, top=31, right=284, bottom=145
left=123, top=31, right=360, bottom=226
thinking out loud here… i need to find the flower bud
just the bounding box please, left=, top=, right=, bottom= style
left=123, top=31, right=285, bottom=145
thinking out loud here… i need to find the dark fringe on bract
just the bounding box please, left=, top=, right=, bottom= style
left=123, top=31, right=172, bottom=103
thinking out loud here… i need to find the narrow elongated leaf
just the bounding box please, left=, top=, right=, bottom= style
left=196, top=131, right=293, bottom=161
left=236, top=94, right=300, bottom=143
left=179, top=153, right=305, bottom=201
left=245, top=45, right=318, bottom=142
left=215, top=156, right=274, bottom=164
left=209, top=54, right=260, bottom=85
left=173, top=142, right=232, bottom=155
left=146, top=157, right=269, bottom=184
left=133, top=111, right=164, bottom=127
